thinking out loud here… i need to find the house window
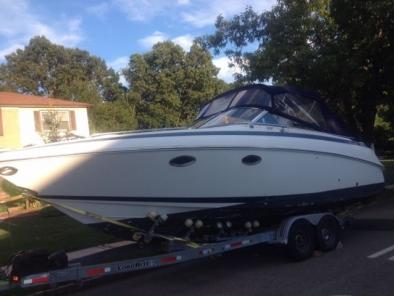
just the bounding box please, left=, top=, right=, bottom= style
left=34, top=110, right=76, bottom=133
left=41, top=111, right=70, bottom=131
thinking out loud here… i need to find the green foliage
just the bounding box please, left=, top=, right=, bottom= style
left=91, top=97, right=138, bottom=133
left=41, top=110, right=64, bottom=143
left=375, top=106, right=394, bottom=152
left=203, top=0, right=394, bottom=143
left=124, top=41, right=228, bottom=129
left=0, top=36, right=226, bottom=133
left=379, top=101, right=394, bottom=144
left=2, top=37, right=118, bottom=98
left=0, top=36, right=136, bottom=133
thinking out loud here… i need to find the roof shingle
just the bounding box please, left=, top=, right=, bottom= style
left=0, top=92, right=91, bottom=108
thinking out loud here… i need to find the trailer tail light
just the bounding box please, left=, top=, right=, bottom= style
left=23, top=274, right=49, bottom=285
left=225, top=239, right=251, bottom=250
left=86, top=267, right=111, bottom=277
left=160, top=256, right=182, bottom=264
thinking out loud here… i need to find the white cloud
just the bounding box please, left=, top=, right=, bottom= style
left=0, top=43, right=23, bottom=61
left=138, top=31, right=167, bottom=49
left=139, top=32, right=194, bottom=51
left=110, top=0, right=275, bottom=28
left=119, top=75, right=128, bottom=86
left=172, top=34, right=194, bottom=51
left=177, top=0, right=190, bottom=5
left=213, top=56, right=244, bottom=83
left=0, top=0, right=83, bottom=60
left=108, top=56, right=129, bottom=87
left=181, top=0, right=276, bottom=28
left=108, top=56, right=129, bottom=71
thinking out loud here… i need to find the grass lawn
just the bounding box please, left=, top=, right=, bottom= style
left=0, top=206, right=117, bottom=266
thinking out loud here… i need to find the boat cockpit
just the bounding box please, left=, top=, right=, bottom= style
left=195, top=84, right=351, bottom=137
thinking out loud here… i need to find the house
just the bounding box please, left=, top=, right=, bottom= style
left=0, top=92, right=91, bottom=149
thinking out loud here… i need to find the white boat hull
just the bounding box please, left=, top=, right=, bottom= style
left=0, top=126, right=385, bottom=225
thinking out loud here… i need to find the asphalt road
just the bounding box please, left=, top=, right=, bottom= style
left=72, top=228, right=394, bottom=296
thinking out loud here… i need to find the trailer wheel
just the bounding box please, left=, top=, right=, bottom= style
left=316, top=215, right=341, bottom=252
left=286, top=219, right=315, bottom=261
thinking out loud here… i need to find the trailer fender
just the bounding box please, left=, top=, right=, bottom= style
left=275, top=213, right=338, bottom=244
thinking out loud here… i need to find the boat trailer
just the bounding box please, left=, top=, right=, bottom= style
left=0, top=212, right=342, bottom=293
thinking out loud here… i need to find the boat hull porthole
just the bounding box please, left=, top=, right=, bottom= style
left=169, top=155, right=196, bottom=167
left=242, top=155, right=262, bottom=166
left=0, top=166, right=18, bottom=176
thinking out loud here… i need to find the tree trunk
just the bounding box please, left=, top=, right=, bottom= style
left=359, top=103, right=377, bottom=146
left=341, top=99, right=360, bottom=136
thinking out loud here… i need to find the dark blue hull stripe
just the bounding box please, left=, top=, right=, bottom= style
left=40, top=183, right=385, bottom=204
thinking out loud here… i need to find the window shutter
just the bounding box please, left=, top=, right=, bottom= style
left=0, top=108, right=3, bottom=136
left=70, top=111, right=76, bottom=130
left=34, top=111, right=42, bottom=132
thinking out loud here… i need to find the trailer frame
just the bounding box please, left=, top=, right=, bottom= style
left=0, top=212, right=341, bottom=293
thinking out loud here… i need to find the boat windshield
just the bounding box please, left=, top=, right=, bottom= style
left=198, top=107, right=311, bottom=129
left=200, top=108, right=261, bottom=128
left=195, top=84, right=350, bottom=136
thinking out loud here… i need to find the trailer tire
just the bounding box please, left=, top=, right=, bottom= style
left=286, top=219, right=315, bottom=261
left=316, top=215, right=341, bottom=252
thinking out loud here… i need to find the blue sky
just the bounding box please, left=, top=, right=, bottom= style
left=0, top=0, right=276, bottom=83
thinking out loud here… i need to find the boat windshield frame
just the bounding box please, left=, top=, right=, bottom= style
left=194, top=105, right=320, bottom=131
left=194, top=84, right=352, bottom=137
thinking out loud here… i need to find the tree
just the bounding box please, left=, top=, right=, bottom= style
left=202, top=0, right=394, bottom=143
left=330, top=0, right=394, bottom=143
left=0, top=36, right=137, bottom=133
left=124, top=41, right=227, bottom=129
left=1, top=36, right=119, bottom=98
left=41, top=110, right=65, bottom=143
left=91, top=96, right=138, bottom=133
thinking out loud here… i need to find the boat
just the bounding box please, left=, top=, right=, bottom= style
left=0, top=84, right=385, bottom=238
